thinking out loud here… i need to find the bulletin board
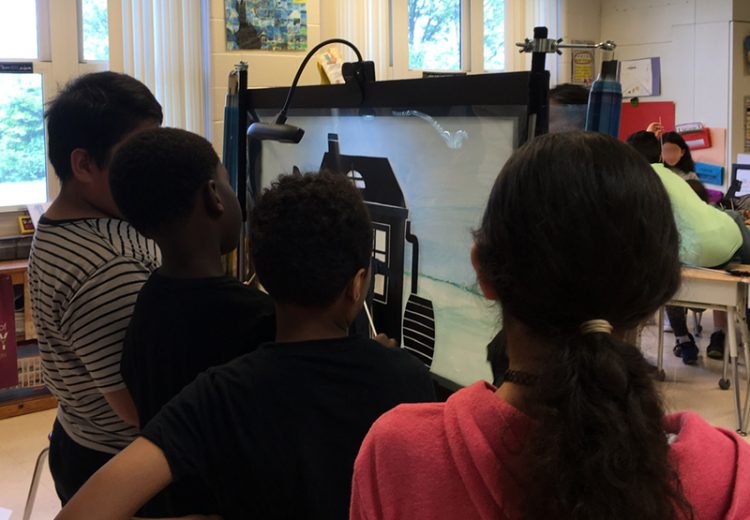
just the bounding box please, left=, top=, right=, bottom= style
left=691, top=128, right=727, bottom=169
left=618, top=101, right=675, bottom=141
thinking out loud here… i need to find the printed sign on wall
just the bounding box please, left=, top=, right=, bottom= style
left=620, top=57, right=662, bottom=98
left=570, top=42, right=595, bottom=85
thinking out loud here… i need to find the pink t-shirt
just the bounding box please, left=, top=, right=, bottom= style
left=351, top=381, right=750, bottom=519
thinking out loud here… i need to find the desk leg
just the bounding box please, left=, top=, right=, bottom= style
left=739, top=287, right=750, bottom=435
left=657, top=308, right=665, bottom=381
left=726, top=307, right=743, bottom=431
left=722, top=328, right=731, bottom=389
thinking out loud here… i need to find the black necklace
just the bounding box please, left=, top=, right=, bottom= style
left=502, top=369, right=538, bottom=386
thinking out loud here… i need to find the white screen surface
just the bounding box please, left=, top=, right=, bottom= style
left=258, top=111, right=517, bottom=387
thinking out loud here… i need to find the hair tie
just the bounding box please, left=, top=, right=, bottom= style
left=580, top=319, right=613, bottom=336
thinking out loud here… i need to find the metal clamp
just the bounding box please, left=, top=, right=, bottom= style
left=516, top=38, right=616, bottom=54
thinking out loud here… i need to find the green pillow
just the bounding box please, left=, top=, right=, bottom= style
left=652, top=163, right=741, bottom=267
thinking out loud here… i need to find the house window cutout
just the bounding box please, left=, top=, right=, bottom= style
left=347, top=169, right=366, bottom=189
left=374, top=274, right=386, bottom=298
left=372, top=222, right=391, bottom=304
left=374, top=229, right=388, bottom=253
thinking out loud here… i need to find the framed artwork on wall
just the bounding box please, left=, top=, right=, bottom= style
left=225, top=0, right=307, bottom=52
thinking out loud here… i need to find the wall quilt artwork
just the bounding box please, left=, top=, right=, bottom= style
left=225, top=0, right=307, bottom=51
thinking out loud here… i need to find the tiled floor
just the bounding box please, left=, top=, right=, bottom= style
left=0, top=408, right=59, bottom=520
left=0, top=315, right=748, bottom=519
left=640, top=315, right=750, bottom=431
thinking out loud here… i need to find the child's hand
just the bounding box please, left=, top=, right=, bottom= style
left=646, top=121, right=663, bottom=138
left=374, top=333, right=398, bottom=348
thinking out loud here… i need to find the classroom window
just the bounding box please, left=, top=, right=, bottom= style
left=80, top=0, right=109, bottom=61
left=0, top=73, right=47, bottom=206
left=484, top=0, right=505, bottom=71
left=0, top=0, right=111, bottom=210
left=0, top=0, right=38, bottom=59
left=395, top=0, right=508, bottom=77
left=408, top=0, right=462, bottom=72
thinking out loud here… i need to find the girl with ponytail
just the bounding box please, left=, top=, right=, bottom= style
left=350, top=131, right=750, bottom=520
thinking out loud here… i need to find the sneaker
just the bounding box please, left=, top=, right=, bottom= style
left=706, top=330, right=725, bottom=360
left=672, top=333, right=693, bottom=357
left=674, top=334, right=699, bottom=365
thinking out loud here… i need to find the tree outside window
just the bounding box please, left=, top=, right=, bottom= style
left=408, top=0, right=462, bottom=71
left=405, top=0, right=506, bottom=74
left=484, top=0, right=505, bottom=71
left=0, top=74, right=46, bottom=205
left=82, top=0, right=109, bottom=61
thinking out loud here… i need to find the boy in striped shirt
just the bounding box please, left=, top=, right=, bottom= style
left=28, top=71, right=162, bottom=504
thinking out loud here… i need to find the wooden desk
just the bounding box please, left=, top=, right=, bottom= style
left=657, top=266, right=750, bottom=433
left=0, top=259, right=36, bottom=341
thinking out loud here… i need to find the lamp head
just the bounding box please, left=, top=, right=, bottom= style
left=246, top=121, right=305, bottom=143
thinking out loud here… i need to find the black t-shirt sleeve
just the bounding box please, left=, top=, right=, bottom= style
left=141, top=366, right=241, bottom=482
left=395, top=350, right=437, bottom=403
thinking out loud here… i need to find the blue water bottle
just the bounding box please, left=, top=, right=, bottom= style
left=585, top=60, right=622, bottom=137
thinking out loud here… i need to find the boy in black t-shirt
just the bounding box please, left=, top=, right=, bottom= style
left=59, top=171, right=436, bottom=520
left=108, top=127, right=275, bottom=516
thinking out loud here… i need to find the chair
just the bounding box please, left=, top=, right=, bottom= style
left=656, top=266, right=750, bottom=434
left=22, top=437, right=50, bottom=520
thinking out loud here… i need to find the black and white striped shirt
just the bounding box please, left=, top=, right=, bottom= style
left=28, top=217, right=160, bottom=454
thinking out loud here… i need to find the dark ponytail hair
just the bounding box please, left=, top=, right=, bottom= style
left=662, top=131, right=696, bottom=174
left=474, top=132, right=692, bottom=519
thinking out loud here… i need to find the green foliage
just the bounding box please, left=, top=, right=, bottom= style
left=407, top=0, right=506, bottom=72
left=484, top=0, right=505, bottom=70
left=82, top=0, right=109, bottom=61
left=408, top=0, right=461, bottom=71
left=0, top=83, right=46, bottom=183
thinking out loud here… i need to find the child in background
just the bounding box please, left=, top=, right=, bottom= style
left=627, top=130, right=748, bottom=363
left=57, top=172, right=435, bottom=520
left=662, top=131, right=699, bottom=181
left=109, top=127, right=275, bottom=517
left=547, top=83, right=589, bottom=133
left=351, top=132, right=750, bottom=520
left=686, top=179, right=710, bottom=203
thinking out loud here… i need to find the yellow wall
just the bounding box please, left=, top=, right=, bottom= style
left=207, top=0, right=336, bottom=152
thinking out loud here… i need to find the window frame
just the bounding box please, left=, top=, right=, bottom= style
left=0, top=0, right=110, bottom=213
left=390, top=0, right=517, bottom=79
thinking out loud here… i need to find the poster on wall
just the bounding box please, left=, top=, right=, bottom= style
left=0, top=275, right=18, bottom=390
left=225, top=0, right=307, bottom=51
left=570, top=42, right=595, bottom=85
left=620, top=57, right=661, bottom=98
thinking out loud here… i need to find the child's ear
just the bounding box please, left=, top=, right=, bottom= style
left=347, top=267, right=369, bottom=304
left=203, top=180, right=225, bottom=217
left=471, top=243, right=499, bottom=301
left=70, top=149, right=99, bottom=185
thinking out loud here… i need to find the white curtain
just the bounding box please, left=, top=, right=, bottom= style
left=525, top=0, right=563, bottom=85
left=506, top=0, right=562, bottom=83
left=120, top=0, right=206, bottom=134
left=335, top=0, right=391, bottom=81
